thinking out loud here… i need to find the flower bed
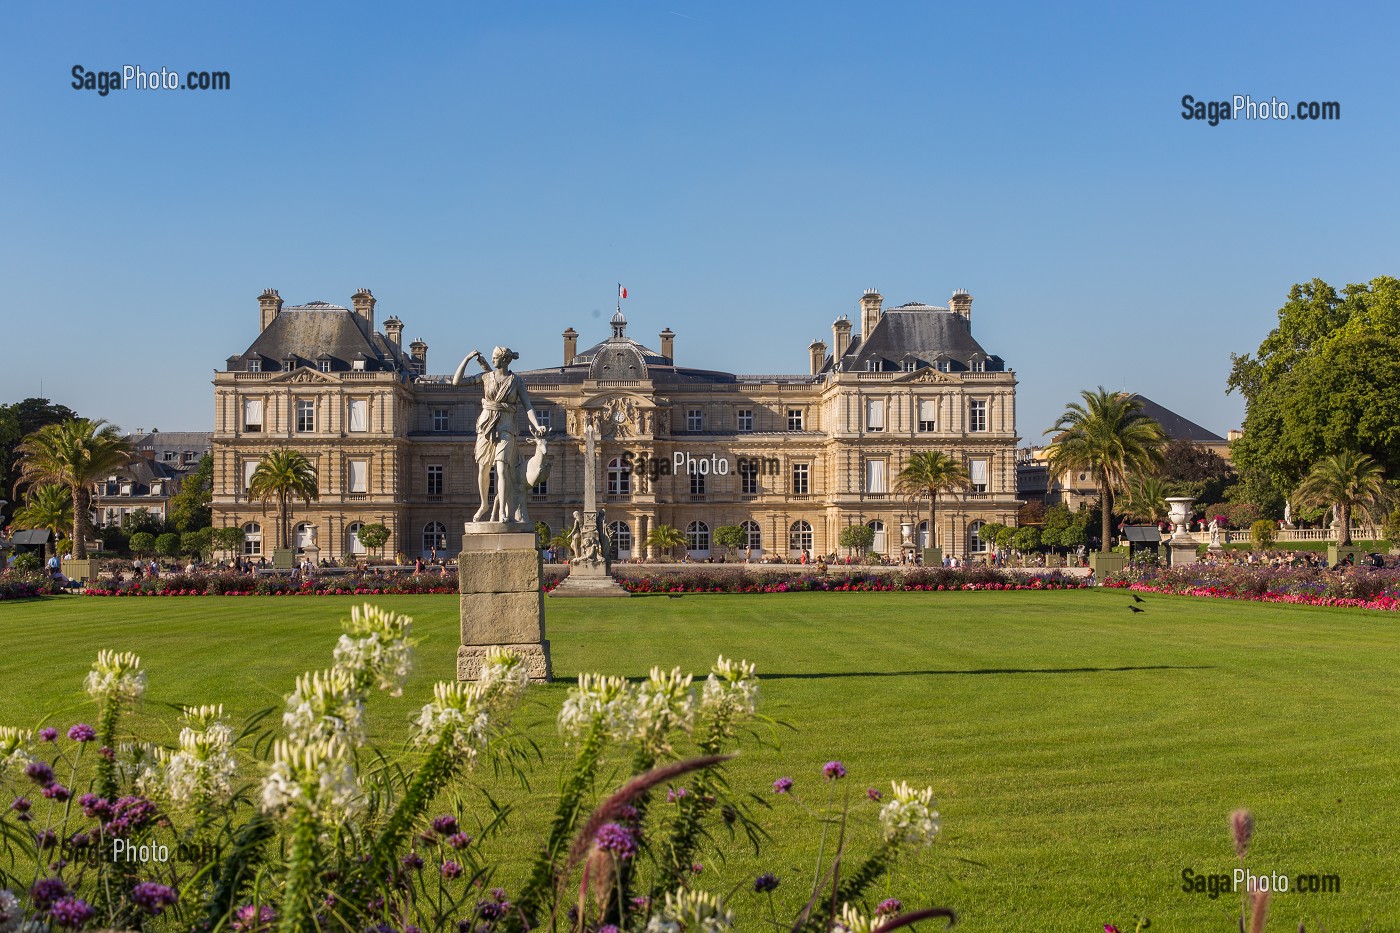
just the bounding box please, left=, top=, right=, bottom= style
left=83, top=571, right=459, bottom=597
left=613, top=566, right=1088, bottom=594
left=0, top=572, right=58, bottom=600
left=1104, top=562, right=1400, bottom=611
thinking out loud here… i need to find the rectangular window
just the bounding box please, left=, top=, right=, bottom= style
left=243, top=460, right=258, bottom=492
left=163, top=451, right=176, bottom=461
left=866, top=459, right=887, bottom=494
left=736, top=409, right=753, bottom=432
left=687, top=409, right=704, bottom=432
left=248, top=359, right=261, bottom=373
left=970, top=458, right=989, bottom=493
left=531, top=478, right=548, bottom=498
left=296, top=399, right=315, bottom=433
left=535, top=408, right=551, bottom=430
left=348, top=399, right=368, bottom=433
left=243, top=398, right=264, bottom=432
left=866, top=360, right=878, bottom=372
left=348, top=459, right=369, bottom=495
left=318, top=359, right=331, bottom=373
left=792, top=463, right=810, bottom=495
left=690, top=471, right=705, bottom=496
left=426, top=465, right=443, bottom=497
left=866, top=398, right=885, bottom=432
left=740, top=461, right=758, bottom=495
left=972, top=359, right=986, bottom=372
left=787, top=409, right=804, bottom=431
left=918, top=398, right=937, bottom=432
left=969, top=399, right=988, bottom=433
left=432, top=408, right=449, bottom=432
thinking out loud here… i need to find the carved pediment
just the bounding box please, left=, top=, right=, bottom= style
left=893, top=369, right=954, bottom=385
left=265, top=367, right=342, bottom=385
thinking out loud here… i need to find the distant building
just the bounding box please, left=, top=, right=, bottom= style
left=90, top=431, right=212, bottom=529
left=212, top=286, right=1022, bottom=561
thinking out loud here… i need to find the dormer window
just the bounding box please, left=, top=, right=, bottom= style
left=866, top=360, right=879, bottom=372
left=971, top=359, right=985, bottom=373
left=318, top=359, right=331, bottom=373
left=937, top=360, right=951, bottom=373
left=902, top=359, right=917, bottom=373
left=248, top=359, right=261, bottom=373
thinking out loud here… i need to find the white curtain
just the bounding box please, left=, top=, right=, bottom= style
left=866, top=459, right=887, bottom=494
left=970, top=459, right=989, bottom=490
left=243, top=460, right=258, bottom=491
left=243, top=398, right=263, bottom=429
left=349, top=460, right=369, bottom=494
left=866, top=399, right=885, bottom=430
left=348, top=399, right=368, bottom=432
left=918, top=398, right=936, bottom=428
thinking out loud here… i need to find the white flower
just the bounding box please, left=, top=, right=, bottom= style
left=643, top=889, right=734, bottom=933
left=165, top=705, right=237, bottom=807
left=284, top=669, right=364, bottom=745
left=699, top=656, right=759, bottom=736
left=85, top=650, right=146, bottom=705
left=260, top=737, right=363, bottom=822
left=414, top=682, right=491, bottom=761
left=631, top=666, right=695, bottom=755
left=558, top=673, right=636, bottom=743
left=879, top=780, right=940, bottom=848
left=0, top=728, right=32, bottom=773
left=118, top=742, right=167, bottom=796
left=832, top=902, right=875, bottom=933
left=333, top=604, right=414, bottom=696
left=0, top=888, right=22, bottom=933
left=476, top=649, right=531, bottom=713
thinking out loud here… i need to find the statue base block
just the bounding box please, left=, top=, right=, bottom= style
left=549, top=561, right=631, bottom=598
left=463, top=521, right=534, bottom=536
left=458, top=531, right=552, bottom=682
left=458, top=643, right=552, bottom=683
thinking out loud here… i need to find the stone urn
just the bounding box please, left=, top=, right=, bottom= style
left=899, top=522, right=915, bottom=548
left=1165, top=497, right=1195, bottom=538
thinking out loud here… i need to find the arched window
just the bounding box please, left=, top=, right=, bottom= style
left=423, top=521, right=447, bottom=556
left=242, top=522, right=262, bottom=556
left=607, top=521, right=632, bottom=559
left=607, top=457, right=631, bottom=496
left=867, top=520, right=886, bottom=555
left=740, top=520, right=761, bottom=552
left=789, top=520, right=813, bottom=554
left=346, top=522, right=366, bottom=555
left=917, top=521, right=931, bottom=550
left=686, top=521, right=710, bottom=556
left=294, top=522, right=315, bottom=552
left=969, top=520, right=989, bottom=552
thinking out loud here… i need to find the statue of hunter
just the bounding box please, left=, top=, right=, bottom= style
left=452, top=346, right=548, bottom=524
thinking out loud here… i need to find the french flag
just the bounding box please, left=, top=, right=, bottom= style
left=618, top=283, right=628, bottom=300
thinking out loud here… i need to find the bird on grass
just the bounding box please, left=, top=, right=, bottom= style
left=1131, top=594, right=1145, bottom=603
left=1128, top=605, right=1145, bottom=613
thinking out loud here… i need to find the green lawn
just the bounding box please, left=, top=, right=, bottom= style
left=2, top=591, right=1397, bottom=931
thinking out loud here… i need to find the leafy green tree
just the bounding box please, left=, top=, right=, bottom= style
left=1011, top=525, right=1041, bottom=553
left=713, top=524, right=746, bottom=558
left=1294, top=451, right=1389, bottom=546
left=0, top=398, right=77, bottom=520
left=1121, top=474, right=1170, bottom=523
left=838, top=523, right=875, bottom=556
left=129, top=532, right=156, bottom=557
left=14, top=418, right=133, bottom=558
left=645, top=524, right=686, bottom=561
left=535, top=521, right=552, bottom=549
left=1040, top=504, right=1072, bottom=549
left=1383, top=509, right=1400, bottom=549
left=1250, top=520, right=1276, bottom=549
left=1159, top=440, right=1236, bottom=504
left=155, top=533, right=181, bottom=558
left=12, top=484, right=73, bottom=558
left=1228, top=277, right=1400, bottom=508
left=181, top=527, right=214, bottom=560
left=895, top=451, right=972, bottom=550
left=121, top=507, right=163, bottom=535
left=356, top=523, right=391, bottom=560
left=1045, top=388, right=1167, bottom=551
left=167, top=453, right=213, bottom=533
left=978, top=522, right=1006, bottom=548
left=211, top=525, right=245, bottom=558
left=994, top=525, right=1015, bottom=548
left=248, top=449, right=320, bottom=551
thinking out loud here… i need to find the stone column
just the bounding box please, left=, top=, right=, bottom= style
left=458, top=530, right=552, bottom=682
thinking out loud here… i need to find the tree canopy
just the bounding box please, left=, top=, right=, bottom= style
left=1, top=398, right=77, bottom=520
left=15, top=418, right=132, bottom=558
left=167, top=453, right=213, bottom=533
left=1228, top=276, right=1400, bottom=508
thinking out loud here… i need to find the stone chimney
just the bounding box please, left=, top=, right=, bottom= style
left=949, top=289, right=972, bottom=328
left=859, top=289, right=883, bottom=342
left=563, top=327, right=578, bottom=365
left=659, top=328, right=675, bottom=362
left=832, top=315, right=852, bottom=362
left=408, top=339, right=428, bottom=375
left=809, top=338, right=827, bottom=375
left=351, top=288, right=376, bottom=337
left=383, top=316, right=404, bottom=349
left=258, top=288, right=283, bottom=333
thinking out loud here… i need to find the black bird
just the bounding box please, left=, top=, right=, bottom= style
left=1131, top=594, right=1146, bottom=603
left=666, top=594, right=683, bottom=599
left=1128, top=605, right=1145, bottom=613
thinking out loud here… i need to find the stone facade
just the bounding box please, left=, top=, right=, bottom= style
left=212, top=288, right=1021, bottom=561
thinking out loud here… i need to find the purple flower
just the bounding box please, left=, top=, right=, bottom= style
left=34, top=829, right=58, bottom=850
left=31, top=876, right=71, bottom=911
left=401, top=852, right=424, bottom=871
left=441, top=860, right=463, bottom=879
left=131, top=882, right=178, bottom=915
left=772, top=776, right=794, bottom=794
left=431, top=814, right=459, bottom=836
left=79, top=794, right=111, bottom=820
left=630, top=895, right=650, bottom=910
left=105, top=796, right=157, bottom=836
left=666, top=786, right=690, bottom=803
left=598, top=926, right=620, bottom=933
left=25, top=761, right=55, bottom=788
left=10, top=797, right=30, bottom=813
left=754, top=872, right=780, bottom=893
left=876, top=898, right=902, bottom=917
left=867, top=787, right=883, bottom=801
left=43, top=784, right=72, bottom=802
left=39, top=727, right=58, bottom=743
left=98, top=746, right=114, bottom=761
left=594, top=822, right=636, bottom=860
left=69, top=832, right=92, bottom=850
left=232, top=904, right=276, bottom=932
left=447, top=832, right=473, bottom=850
left=476, top=897, right=507, bottom=921
left=822, top=761, right=847, bottom=780
left=67, top=724, right=97, bottom=743
left=48, top=896, right=94, bottom=928
left=691, top=862, right=703, bottom=874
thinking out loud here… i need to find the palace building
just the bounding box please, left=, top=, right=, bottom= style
left=212, top=287, right=1020, bottom=561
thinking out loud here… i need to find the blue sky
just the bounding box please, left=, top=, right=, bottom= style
left=3, top=1, right=1398, bottom=441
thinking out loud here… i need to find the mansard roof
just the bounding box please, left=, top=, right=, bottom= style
left=831, top=307, right=1003, bottom=373
left=228, top=305, right=411, bottom=373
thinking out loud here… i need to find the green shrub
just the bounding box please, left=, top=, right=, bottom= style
left=1251, top=519, right=1276, bottom=549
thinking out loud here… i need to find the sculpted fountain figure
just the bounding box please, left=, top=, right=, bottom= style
left=453, top=346, right=549, bottom=526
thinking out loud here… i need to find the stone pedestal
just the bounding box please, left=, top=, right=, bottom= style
left=457, top=529, right=552, bottom=682
left=1167, top=535, right=1199, bottom=567
left=549, top=560, right=631, bottom=597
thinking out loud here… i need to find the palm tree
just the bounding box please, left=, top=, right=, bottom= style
left=895, top=450, right=972, bottom=551
left=14, top=419, right=133, bottom=559
left=248, top=449, right=320, bottom=550
left=645, top=524, right=686, bottom=562
left=13, top=484, right=73, bottom=558
left=1044, top=389, right=1166, bottom=551
left=1294, top=450, right=1389, bottom=546
left=1120, top=474, right=1170, bottom=523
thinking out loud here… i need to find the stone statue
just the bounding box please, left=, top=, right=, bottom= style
left=1208, top=518, right=1221, bottom=548
left=1282, top=501, right=1294, bottom=529
left=453, top=346, right=548, bottom=524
